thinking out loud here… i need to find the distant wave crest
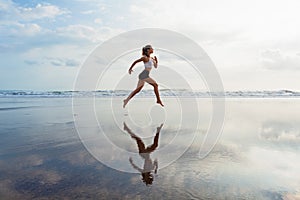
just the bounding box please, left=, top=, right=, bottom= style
left=0, top=89, right=300, bottom=98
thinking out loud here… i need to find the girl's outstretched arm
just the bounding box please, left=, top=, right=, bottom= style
left=128, top=57, right=145, bottom=74
left=129, top=157, right=143, bottom=173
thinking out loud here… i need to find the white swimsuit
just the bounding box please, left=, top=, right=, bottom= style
left=144, top=58, right=153, bottom=69
left=139, top=57, right=155, bottom=80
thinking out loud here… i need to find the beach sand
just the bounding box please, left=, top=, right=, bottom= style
left=0, top=97, right=300, bottom=199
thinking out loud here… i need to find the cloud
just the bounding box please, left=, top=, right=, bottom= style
left=77, top=0, right=107, bottom=15
left=56, top=24, right=124, bottom=42
left=81, top=6, right=106, bottom=15
left=1, top=0, right=300, bottom=91
left=247, top=146, right=300, bottom=188
left=57, top=24, right=97, bottom=41
left=0, top=1, right=69, bottom=21
left=128, top=1, right=246, bottom=45
left=46, top=57, right=80, bottom=67
left=261, top=49, right=300, bottom=70
left=24, top=60, right=39, bottom=65
left=259, top=121, right=300, bottom=143
left=24, top=57, right=80, bottom=68
left=11, top=22, right=42, bottom=36
left=94, top=18, right=102, bottom=24
left=22, top=45, right=85, bottom=68
left=81, top=10, right=96, bottom=15
left=0, top=0, right=12, bottom=10
left=18, top=3, right=69, bottom=20
left=0, top=1, right=70, bottom=50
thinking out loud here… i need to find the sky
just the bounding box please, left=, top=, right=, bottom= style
left=1, top=0, right=300, bottom=91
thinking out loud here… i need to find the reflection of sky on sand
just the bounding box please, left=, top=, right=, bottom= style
left=1, top=98, right=300, bottom=199
left=75, top=97, right=209, bottom=172
left=193, top=99, right=300, bottom=198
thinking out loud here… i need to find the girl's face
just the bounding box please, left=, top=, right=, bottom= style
left=148, top=48, right=153, bottom=54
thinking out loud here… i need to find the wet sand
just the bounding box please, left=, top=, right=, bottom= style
left=0, top=97, right=300, bottom=199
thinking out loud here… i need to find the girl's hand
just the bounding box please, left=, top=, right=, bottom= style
left=153, top=56, right=158, bottom=68
left=128, top=68, right=133, bottom=74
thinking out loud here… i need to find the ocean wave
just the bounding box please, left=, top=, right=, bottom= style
left=0, top=89, right=300, bottom=98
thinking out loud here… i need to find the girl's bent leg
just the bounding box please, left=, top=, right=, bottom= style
left=144, top=78, right=164, bottom=107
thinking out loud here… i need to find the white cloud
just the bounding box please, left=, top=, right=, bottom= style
left=81, top=6, right=106, bottom=15
left=259, top=121, right=300, bottom=144
left=94, top=18, right=102, bottom=24
left=22, top=45, right=89, bottom=68
left=18, top=3, right=68, bottom=20
left=260, top=49, right=300, bottom=70
left=1, top=21, right=45, bottom=43
left=0, top=0, right=12, bottom=10
left=248, top=147, right=300, bottom=188
left=56, top=24, right=124, bottom=42
left=2, top=0, right=300, bottom=90
left=46, top=57, right=80, bottom=67
left=0, top=1, right=68, bottom=21
left=12, top=22, right=42, bottom=36
left=0, top=1, right=68, bottom=40
left=0, top=0, right=17, bottom=11
left=128, top=0, right=300, bottom=48
left=128, top=1, right=246, bottom=45
left=57, top=24, right=96, bottom=40
left=77, top=0, right=107, bottom=14
left=81, top=10, right=96, bottom=15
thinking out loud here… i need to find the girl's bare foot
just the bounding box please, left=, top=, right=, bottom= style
left=157, top=100, right=164, bottom=107
left=123, top=122, right=130, bottom=132
left=123, top=99, right=129, bottom=108
left=157, top=123, right=164, bottom=132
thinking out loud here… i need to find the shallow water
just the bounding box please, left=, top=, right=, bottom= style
left=0, top=97, right=300, bottom=199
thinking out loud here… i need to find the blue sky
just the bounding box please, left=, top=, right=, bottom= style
left=1, top=0, right=300, bottom=90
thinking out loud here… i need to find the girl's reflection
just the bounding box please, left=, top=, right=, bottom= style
left=123, top=122, right=163, bottom=185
